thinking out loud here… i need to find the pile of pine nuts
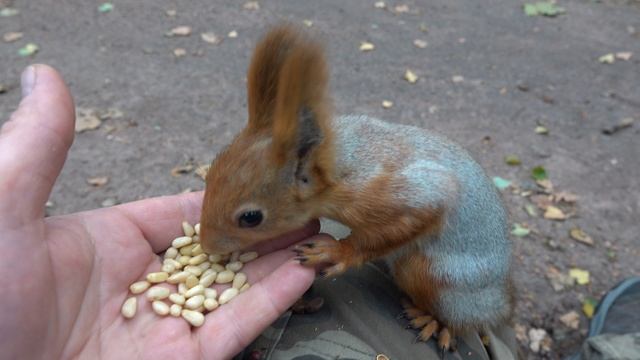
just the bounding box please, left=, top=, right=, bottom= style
left=120, top=221, right=258, bottom=327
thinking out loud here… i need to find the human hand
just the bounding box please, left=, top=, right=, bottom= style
left=0, top=65, right=320, bottom=359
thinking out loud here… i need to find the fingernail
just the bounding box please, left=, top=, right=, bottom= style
left=21, top=65, right=37, bottom=98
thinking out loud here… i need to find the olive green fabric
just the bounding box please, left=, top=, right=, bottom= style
left=238, top=262, right=517, bottom=360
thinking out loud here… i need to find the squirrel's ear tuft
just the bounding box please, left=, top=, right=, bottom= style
left=271, top=32, right=331, bottom=167
left=246, top=24, right=302, bottom=131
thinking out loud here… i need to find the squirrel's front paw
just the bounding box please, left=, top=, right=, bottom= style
left=292, top=237, right=353, bottom=278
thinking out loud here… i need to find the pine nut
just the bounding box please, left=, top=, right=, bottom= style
left=178, top=283, right=187, bottom=295
left=201, top=269, right=216, bottom=278
left=189, top=254, right=208, bottom=266
left=164, top=258, right=182, bottom=269
left=152, top=301, right=170, bottom=316
left=185, top=265, right=203, bottom=276
left=197, top=261, right=211, bottom=271
left=129, top=281, right=150, bottom=294
left=215, top=270, right=235, bottom=284
left=182, top=221, right=195, bottom=237
left=230, top=251, right=240, bottom=262
left=208, top=254, right=222, bottom=263
left=185, top=274, right=199, bottom=288
left=194, top=223, right=201, bottom=235
left=147, top=272, right=168, bottom=283
left=239, top=283, right=250, bottom=293
left=199, top=272, right=217, bottom=287
left=167, top=271, right=189, bottom=284
left=239, top=251, right=259, bottom=263
left=121, top=297, right=137, bottom=318
left=204, top=298, right=219, bottom=311
left=204, top=288, right=217, bottom=300
left=179, top=244, right=194, bottom=256
left=185, top=284, right=204, bottom=298
left=164, top=247, right=178, bottom=260
left=182, top=309, right=204, bottom=327
left=161, top=263, right=176, bottom=273
left=172, top=236, right=193, bottom=248
left=210, top=263, right=225, bottom=272
left=185, top=295, right=205, bottom=310
left=191, top=244, right=203, bottom=255
left=218, top=288, right=239, bottom=304
left=177, top=255, right=191, bottom=266
left=169, top=293, right=185, bottom=305
left=147, top=286, right=170, bottom=300
left=232, top=272, right=247, bottom=289
left=226, top=261, right=243, bottom=272
left=170, top=304, right=182, bottom=317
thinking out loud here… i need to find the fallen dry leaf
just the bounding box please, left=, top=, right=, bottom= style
left=394, top=4, right=409, bottom=13
left=569, top=268, right=590, bottom=285
left=171, top=164, right=194, bottom=177
left=554, top=191, right=578, bottom=203
left=559, top=311, right=580, bottom=329
left=602, top=117, right=633, bottom=135
left=243, top=1, right=259, bottom=10
left=75, top=108, right=102, bottom=133
left=535, top=125, right=549, bottom=135
left=201, top=32, right=221, bottom=45
left=228, top=30, right=238, bottom=38
left=374, top=1, right=386, bottom=8
left=514, top=324, right=528, bottom=343
left=544, top=205, right=567, bottom=220
left=173, top=48, right=187, bottom=57
left=404, top=70, right=418, bottom=83
left=530, top=194, right=553, bottom=210
left=99, top=108, right=124, bottom=120
left=413, top=39, right=428, bottom=48
left=570, top=228, right=594, bottom=246
left=528, top=328, right=549, bottom=353
left=359, top=42, right=375, bottom=51
left=195, top=164, right=211, bottom=180
left=598, top=53, right=615, bottom=64
left=168, top=26, right=192, bottom=37
left=452, top=75, right=464, bottom=83
left=302, top=19, right=313, bottom=27
left=166, top=9, right=177, bottom=17
left=381, top=100, right=393, bottom=109
left=0, top=83, right=6, bottom=94
left=536, top=179, right=553, bottom=191
left=546, top=266, right=575, bottom=291
left=3, top=31, right=23, bottom=42
left=87, top=176, right=109, bottom=187
left=615, top=52, right=632, bottom=61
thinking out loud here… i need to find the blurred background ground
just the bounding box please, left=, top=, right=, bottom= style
left=1, top=0, right=638, bottom=358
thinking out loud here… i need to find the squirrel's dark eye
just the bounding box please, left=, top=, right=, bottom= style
left=238, top=210, right=263, bottom=228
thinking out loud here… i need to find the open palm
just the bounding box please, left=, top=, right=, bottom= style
left=0, top=65, right=319, bottom=360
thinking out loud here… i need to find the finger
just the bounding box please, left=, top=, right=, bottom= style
left=198, top=260, right=315, bottom=358
left=0, top=65, right=75, bottom=221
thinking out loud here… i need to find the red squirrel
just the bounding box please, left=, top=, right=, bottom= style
left=199, top=24, right=514, bottom=350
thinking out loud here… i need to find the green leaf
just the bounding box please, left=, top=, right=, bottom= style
left=493, top=176, right=512, bottom=190
left=525, top=204, right=538, bottom=217
left=531, top=166, right=548, bottom=181
left=505, top=155, right=522, bottom=166
left=582, top=297, right=598, bottom=318
left=511, top=224, right=530, bottom=237
left=0, top=8, right=19, bottom=17
left=18, top=43, right=39, bottom=57
left=98, top=2, right=114, bottom=13
left=524, top=3, right=538, bottom=16
left=524, top=2, right=566, bottom=17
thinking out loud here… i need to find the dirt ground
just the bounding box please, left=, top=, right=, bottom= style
left=1, top=0, right=639, bottom=358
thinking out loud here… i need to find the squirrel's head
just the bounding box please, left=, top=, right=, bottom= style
left=200, top=24, right=334, bottom=254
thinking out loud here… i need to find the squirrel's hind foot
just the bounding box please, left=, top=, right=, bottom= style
left=402, top=300, right=455, bottom=351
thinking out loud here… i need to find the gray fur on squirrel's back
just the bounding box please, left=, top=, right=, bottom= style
left=332, top=114, right=512, bottom=328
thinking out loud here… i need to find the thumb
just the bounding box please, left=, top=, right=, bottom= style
left=0, top=65, right=75, bottom=221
